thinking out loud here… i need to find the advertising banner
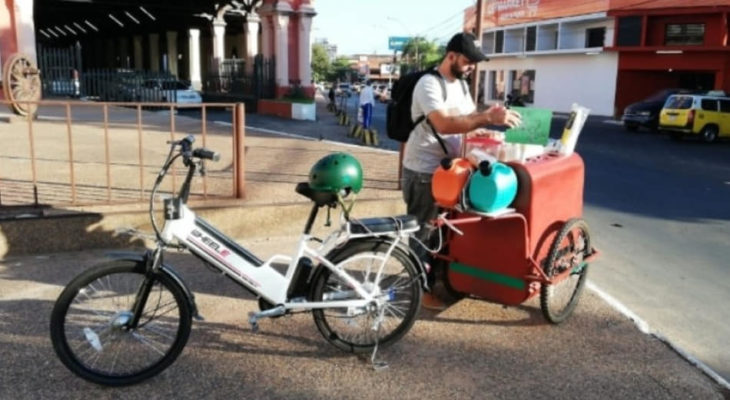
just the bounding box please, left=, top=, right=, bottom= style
left=466, top=0, right=609, bottom=29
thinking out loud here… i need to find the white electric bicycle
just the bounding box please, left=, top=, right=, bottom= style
left=50, top=135, right=425, bottom=386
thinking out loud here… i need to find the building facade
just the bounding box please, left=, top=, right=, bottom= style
left=466, top=0, right=730, bottom=117
left=609, top=0, right=730, bottom=116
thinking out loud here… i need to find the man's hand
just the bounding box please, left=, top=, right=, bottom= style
left=485, top=104, right=522, bottom=128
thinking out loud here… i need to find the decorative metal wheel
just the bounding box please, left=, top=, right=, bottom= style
left=2, top=53, right=41, bottom=116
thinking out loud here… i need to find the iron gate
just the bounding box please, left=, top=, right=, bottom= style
left=37, top=43, right=82, bottom=98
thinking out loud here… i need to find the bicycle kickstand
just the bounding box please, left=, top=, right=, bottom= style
left=248, top=305, right=285, bottom=333
left=369, top=309, right=389, bottom=371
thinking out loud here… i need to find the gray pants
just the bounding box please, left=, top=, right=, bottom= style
left=401, top=167, right=440, bottom=286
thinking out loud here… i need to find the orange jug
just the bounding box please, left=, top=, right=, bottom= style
left=432, top=158, right=473, bottom=208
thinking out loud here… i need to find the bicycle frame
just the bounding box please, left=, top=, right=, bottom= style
left=160, top=202, right=412, bottom=310
left=151, top=137, right=418, bottom=314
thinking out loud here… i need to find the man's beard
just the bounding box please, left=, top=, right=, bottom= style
left=450, top=62, right=468, bottom=80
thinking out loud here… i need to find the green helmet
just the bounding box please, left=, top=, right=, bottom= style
left=309, top=152, right=363, bottom=194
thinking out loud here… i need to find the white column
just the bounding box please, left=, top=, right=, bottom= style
left=14, top=0, right=37, bottom=65
left=188, top=29, right=202, bottom=90
left=166, top=31, right=178, bottom=76
left=213, top=20, right=226, bottom=61
left=298, top=13, right=314, bottom=85
left=148, top=33, right=160, bottom=72
left=133, top=35, right=143, bottom=69
left=245, top=15, right=261, bottom=74
left=274, top=13, right=290, bottom=87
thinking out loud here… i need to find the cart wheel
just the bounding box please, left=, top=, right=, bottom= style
left=441, top=260, right=466, bottom=302
left=2, top=54, right=41, bottom=117
left=540, top=218, right=591, bottom=324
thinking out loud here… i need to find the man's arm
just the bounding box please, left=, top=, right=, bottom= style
left=428, top=105, right=521, bottom=135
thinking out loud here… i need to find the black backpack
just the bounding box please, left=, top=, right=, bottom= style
left=386, top=69, right=467, bottom=153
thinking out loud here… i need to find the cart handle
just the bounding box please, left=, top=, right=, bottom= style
left=437, top=213, right=465, bottom=236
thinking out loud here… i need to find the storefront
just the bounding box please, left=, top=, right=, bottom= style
left=608, top=1, right=730, bottom=116
left=466, top=0, right=730, bottom=117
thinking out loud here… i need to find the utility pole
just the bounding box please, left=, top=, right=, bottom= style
left=470, top=0, right=485, bottom=105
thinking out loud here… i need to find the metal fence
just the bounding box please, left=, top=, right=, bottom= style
left=82, top=69, right=187, bottom=103
left=0, top=100, right=246, bottom=208
left=205, top=55, right=276, bottom=99
left=37, top=43, right=82, bottom=98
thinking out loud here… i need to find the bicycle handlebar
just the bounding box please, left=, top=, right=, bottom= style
left=193, top=148, right=220, bottom=161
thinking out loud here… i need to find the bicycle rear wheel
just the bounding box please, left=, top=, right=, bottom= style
left=50, top=261, right=192, bottom=386
left=310, top=240, right=422, bottom=353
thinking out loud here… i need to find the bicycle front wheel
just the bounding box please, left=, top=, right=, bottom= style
left=310, top=240, right=422, bottom=353
left=50, top=261, right=192, bottom=386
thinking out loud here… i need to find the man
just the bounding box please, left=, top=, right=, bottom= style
left=402, top=32, right=522, bottom=310
left=359, top=80, right=375, bottom=129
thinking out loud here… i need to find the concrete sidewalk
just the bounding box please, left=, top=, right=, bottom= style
left=0, top=240, right=727, bottom=400
left=0, top=98, right=728, bottom=398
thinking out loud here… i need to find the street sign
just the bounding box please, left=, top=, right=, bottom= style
left=388, top=36, right=411, bottom=51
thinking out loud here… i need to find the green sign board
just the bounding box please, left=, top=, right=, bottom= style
left=388, top=36, right=411, bottom=51
left=505, top=107, right=552, bottom=145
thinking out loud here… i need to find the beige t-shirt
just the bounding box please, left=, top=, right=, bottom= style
left=402, top=73, right=475, bottom=174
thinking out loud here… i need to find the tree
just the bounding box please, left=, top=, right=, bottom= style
left=328, top=57, right=353, bottom=82
left=400, top=37, right=444, bottom=72
left=311, top=43, right=331, bottom=83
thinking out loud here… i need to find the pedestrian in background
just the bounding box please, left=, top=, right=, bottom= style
left=359, top=80, right=375, bottom=129
left=402, top=32, right=521, bottom=310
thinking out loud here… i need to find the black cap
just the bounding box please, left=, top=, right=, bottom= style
left=446, top=32, right=488, bottom=63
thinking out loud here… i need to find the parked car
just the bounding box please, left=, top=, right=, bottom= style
left=622, top=88, right=692, bottom=132
left=336, top=83, right=352, bottom=97
left=658, top=91, right=730, bottom=142
left=134, top=79, right=202, bottom=103
left=43, top=67, right=80, bottom=98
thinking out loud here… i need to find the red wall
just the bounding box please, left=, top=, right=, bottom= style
left=646, top=13, right=724, bottom=47
left=0, top=0, right=18, bottom=62
left=288, top=14, right=299, bottom=85
left=615, top=52, right=730, bottom=114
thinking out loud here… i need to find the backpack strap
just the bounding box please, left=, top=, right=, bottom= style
left=413, top=70, right=450, bottom=155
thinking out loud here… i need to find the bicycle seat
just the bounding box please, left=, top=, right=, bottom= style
left=296, top=182, right=338, bottom=207
left=349, top=215, right=419, bottom=234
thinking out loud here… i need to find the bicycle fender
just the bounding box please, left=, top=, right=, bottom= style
left=322, top=238, right=430, bottom=291
left=103, top=251, right=202, bottom=321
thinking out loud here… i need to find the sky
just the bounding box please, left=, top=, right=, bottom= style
left=312, top=0, right=477, bottom=55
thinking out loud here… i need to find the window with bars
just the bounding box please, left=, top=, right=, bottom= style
left=665, top=23, right=705, bottom=45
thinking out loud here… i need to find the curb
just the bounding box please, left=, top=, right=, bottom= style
left=587, top=281, right=730, bottom=391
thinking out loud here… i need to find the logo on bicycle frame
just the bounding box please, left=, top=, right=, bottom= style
left=190, top=229, right=231, bottom=258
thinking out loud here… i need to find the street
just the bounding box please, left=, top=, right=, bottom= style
left=206, top=98, right=730, bottom=382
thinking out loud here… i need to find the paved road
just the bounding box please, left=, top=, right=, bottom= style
left=577, top=120, right=730, bottom=382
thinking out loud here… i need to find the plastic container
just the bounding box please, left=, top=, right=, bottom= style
left=466, top=161, right=518, bottom=213
left=466, top=136, right=503, bottom=160
left=432, top=158, right=473, bottom=209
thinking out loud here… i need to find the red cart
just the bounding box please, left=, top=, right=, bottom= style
left=433, top=152, right=599, bottom=323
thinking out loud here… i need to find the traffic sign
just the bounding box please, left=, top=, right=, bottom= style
left=388, top=36, right=411, bottom=51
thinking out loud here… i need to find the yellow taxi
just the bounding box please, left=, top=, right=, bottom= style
left=658, top=92, right=730, bottom=142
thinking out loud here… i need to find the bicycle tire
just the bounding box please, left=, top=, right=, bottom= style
left=310, top=240, right=422, bottom=353
left=540, top=218, right=591, bottom=324
left=50, top=260, right=192, bottom=386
